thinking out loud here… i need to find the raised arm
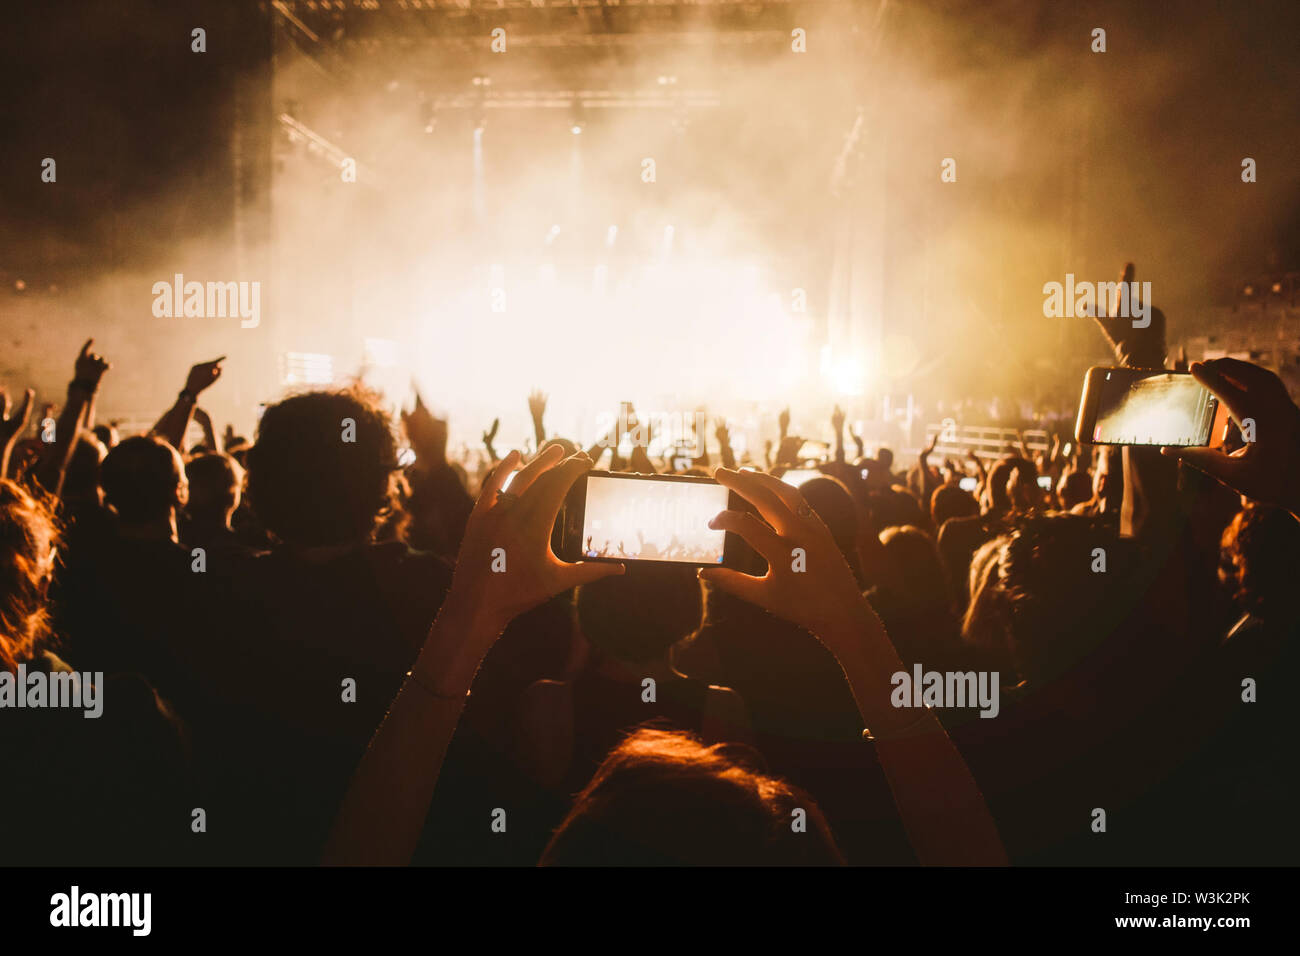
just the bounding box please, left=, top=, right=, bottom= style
left=527, top=390, right=547, bottom=449
left=323, top=445, right=623, bottom=865
left=831, top=405, right=846, bottom=465
left=701, top=468, right=1007, bottom=866
left=628, top=413, right=658, bottom=475
left=714, top=417, right=737, bottom=471
left=152, top=356, right=224, bottom=451
left=480, top=417, right=500, bottom=463
left=192, top=406, right=218, bottom=453
left=0, top=388, right=34, bottom=480
left=33, top=339, right=110, bottom=497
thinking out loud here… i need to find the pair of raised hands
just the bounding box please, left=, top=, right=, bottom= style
left=444, top=445, right=871, bottom=650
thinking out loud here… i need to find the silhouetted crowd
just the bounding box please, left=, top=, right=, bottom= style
left=2, top=302, right=1298, bottom=866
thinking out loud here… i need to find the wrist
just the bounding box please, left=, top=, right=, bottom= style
left=414, top=598, right=501, bottom=696
left=812, top=597, right=888, bottom=658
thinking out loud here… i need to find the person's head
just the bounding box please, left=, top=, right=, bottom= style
left=1219, top=503, right=1300, bottom=620
left=961, top=536, right=1013, bottom=671
left=91, top=423, right=118, bottom=449
left=963, top=514, right=1117, bottom=684
left=100, top=435, right=188, bottom=527
left=539, top=728, right=843, bottom=865
left=63, top=433, right=107, bottom=508
left=575, top=563, right=702, bottom=664
left=0, top=479, right=60, bottom=674
left=246, top=387, right=398, bottom=547
left=875, top=447, right=894, bottom=472
left=984, top=460, right=1014, bottom=513
left=185, top=452, right=244, bottom=528
left=1057, top=470, right=1093, bottom=511
left=868, top=487, right=926, bottom=532
left=799, top=476, right=860, bottom=572
left=931, top=482, right=978, bottom=528
left=878, top=525, right=949, bottom=607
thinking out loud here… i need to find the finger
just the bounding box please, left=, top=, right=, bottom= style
left=80, top=338, right=93, bottom=357
left=697, top=566, right=769, bottom=607
left=1200, top=356, right=1281, bottom=392
left=744, top=467, right=807, bottom=514
left=508, top=442, right=564, bottom=499
left=556, top=559, right=625, bottom=590
left=713, top=468, right=798, bottom=535
left=1160, top=445, right=1248, bottom=485
left=474, top=449, right=521, bottom=514
left=1190, top=361, right=1250, bottom=425
left=0, top=390, right=8, bottom=419
left=523, top=451, right=593, bottom=523
left=210, top=355, right=228, bottom=365
left=708, top=509, right=784, bottom=564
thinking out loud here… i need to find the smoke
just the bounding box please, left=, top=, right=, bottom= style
left=5, top=0, right=1298, bottom=445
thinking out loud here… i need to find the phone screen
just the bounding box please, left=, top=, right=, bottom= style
left=959, top=476, right=977, bottom=492
left=1091, top=370, right=1216, bottom=446
left=1036, top=475, right=1053, bottom=491
left=580, top=473, right=727, bottom=564
left=796, top=440, right=829, bottom=462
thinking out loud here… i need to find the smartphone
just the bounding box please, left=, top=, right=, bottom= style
left=1074, top=367, right=1219, bottom=447
left=959, top=476, right=977, bottom=492
left=796, top=439, right=830, bottom=462
left=559, top=471, right=753, bottom=568
left=780, top=468, right=821, bottom=488
left=1036, top=475, right=1053, bottom=491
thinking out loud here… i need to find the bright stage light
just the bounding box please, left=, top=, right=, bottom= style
left=821, top=346, right=866, bottom=397
left=409, top=252, right=812, bottom=446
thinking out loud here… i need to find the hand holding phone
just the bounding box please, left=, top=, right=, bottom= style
left=444, top=446, right=624, bottom=634
left=1160, top=358, right=1300, bottom=517
left=699, top=469, right=882, bottom=649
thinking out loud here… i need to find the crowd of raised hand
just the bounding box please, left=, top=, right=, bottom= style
left=1, top=302, right=1297, bottom=866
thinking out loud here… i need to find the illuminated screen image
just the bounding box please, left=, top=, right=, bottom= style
left=1092, top=372, right=1216, bottom=446
left=582, top=476, right=727, bottom=564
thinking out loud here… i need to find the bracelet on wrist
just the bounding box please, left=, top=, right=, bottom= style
left=405, top=669, right=470, bottom=702
left=863, top=706, right=940, bottom=744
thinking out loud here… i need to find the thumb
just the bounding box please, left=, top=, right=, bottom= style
left=698, top=566, right=767, bottom=607
left=1161, top=445, right=1247, bottom=485
left=561, top=560, right=626, bottom=589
